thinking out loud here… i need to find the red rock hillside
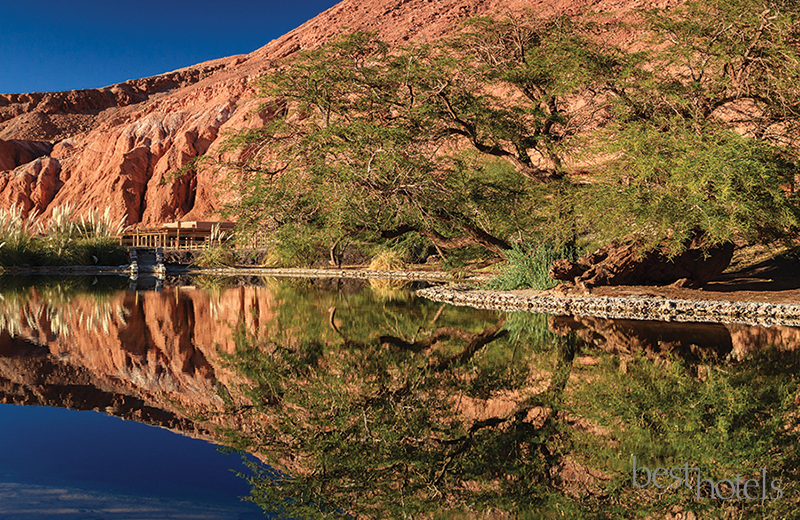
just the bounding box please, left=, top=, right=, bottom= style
left=0, top=0, right=678, bottom=228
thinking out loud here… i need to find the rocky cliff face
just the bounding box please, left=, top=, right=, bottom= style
left=0, top=0, right=676, bottom=227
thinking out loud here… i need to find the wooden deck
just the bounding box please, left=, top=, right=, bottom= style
left=120, top=221, right=237, bottom=250
left=121, top=231, right=219, bottom=250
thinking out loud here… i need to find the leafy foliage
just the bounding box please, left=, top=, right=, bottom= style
left=224, top=1, right=800, bottom=269
left=641, top=0, right=800, bottom=134
left=192, top=224, right=236, bottom=268
left=485, top=240, right=579, bottom=290
left=581, top=0, right=800, bottom=252
left=224, top=18, right=620, bottom=264
left=583, top=121, right=800, bottom=253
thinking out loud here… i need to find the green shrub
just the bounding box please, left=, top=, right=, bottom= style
left=259, top=223, right=326, bottom=268
left=485, top=241, right=578, bottom=290
left=0, top=204, right=128, bottom=267
left=193, top=246, right=235, bottom=268
left=73, top=237, right=129, bottom=266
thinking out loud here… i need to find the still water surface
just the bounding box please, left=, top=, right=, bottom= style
left=0, top=275, right=797, bottom=518
left=0, top=404, right=261, bottom=519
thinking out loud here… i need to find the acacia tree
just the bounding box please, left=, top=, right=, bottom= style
left=451, top=15, right=630, bottom=177
left=223, top=2, right=800, bottom=275
left=644, top=0, right=800, bottom=135
left=224, top=19, right=620, bottom=262
left=580, top=0, right=800, bottom=253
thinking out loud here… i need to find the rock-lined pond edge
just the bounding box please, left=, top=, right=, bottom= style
left=0, top=265, right=467, bottom=282
left=163, top=268, right=800, bottom=327
left=182, top=266, right=462, bottom=281
left=1, top=265, right=796, bottom=327
left=417, top=284, right=800, bottom=327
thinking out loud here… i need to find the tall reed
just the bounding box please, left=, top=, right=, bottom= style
left=0, top=204, right=129, bottom=267
left=0, top=205, right=43, bottom=266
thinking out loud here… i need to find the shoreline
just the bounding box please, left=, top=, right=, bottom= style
left=416, top=284, right=800, bottom=327
left=180, top=266, right=463, bottom=281
left=1, top=265, right=798, bottom=327
left=0, top=265, right=469, bottom=282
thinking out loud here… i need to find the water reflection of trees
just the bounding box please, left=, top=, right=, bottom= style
left=0, top=277, right=129, bottom=338
left=0, top=277, right=795, bottom=518
left=225, top=299, right=568, bottom=517
left=218, top=284, right=800, bottom=519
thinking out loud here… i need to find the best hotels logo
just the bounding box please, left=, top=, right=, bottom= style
left=631, top=456, right=783, bottom=500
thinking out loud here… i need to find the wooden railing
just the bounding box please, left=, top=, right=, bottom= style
left=120, top=232, right=228, bottom=250
left=119, top=229, right=270, bottom=251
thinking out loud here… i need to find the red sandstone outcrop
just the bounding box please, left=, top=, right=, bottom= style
left=0, top=138, right=51, bottom=171
left=0, top=156, right=62, bottom=215
left=0, top=0, right=680, bottom=228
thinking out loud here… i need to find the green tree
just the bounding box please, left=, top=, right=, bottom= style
left=223, top=3, right=800, bottom=275
left=224, top=18, right=621, bottom=263
left=580, top=0, right=800, bottom=253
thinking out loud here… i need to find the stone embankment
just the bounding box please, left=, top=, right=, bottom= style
left=0, top=262, right=468, bottom=282
left=416, top=284, right=800, bottom=327
left=184, top=266, right=462, bottom=282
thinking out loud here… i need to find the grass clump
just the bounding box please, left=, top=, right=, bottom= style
left=73, top=236, right=129, bottom=266
left=0, top=205, right=42, bottom=266
left=486, top=242, right=578, bottom=291
left=367, top=249, right=408, bottom=271
left=193, top=247, right=235, bottom=268
left=193, top=247, right=236, bottom=269
left=192, top=224, right=235, bottom=268
left=0, top=204, right=128, bottom=267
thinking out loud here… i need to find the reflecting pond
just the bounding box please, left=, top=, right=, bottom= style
left=0, top=275, right=798, bottom=519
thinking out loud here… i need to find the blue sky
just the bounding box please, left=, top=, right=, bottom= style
left=0, top=0, right=341, bottom=94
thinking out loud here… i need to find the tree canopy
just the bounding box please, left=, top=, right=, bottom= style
left=580, top=0, right=800, bottom=252
left=222, top=0, right=800, bottom=268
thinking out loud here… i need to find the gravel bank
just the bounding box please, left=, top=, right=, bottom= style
left=181, top=266, right=464, bottom=282
left=417, top=284, right=800, bottom=327
left=0, top=266, right=466, bottom=282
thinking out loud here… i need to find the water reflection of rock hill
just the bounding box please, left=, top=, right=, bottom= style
left=0, top=283, right=276, bottom=442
